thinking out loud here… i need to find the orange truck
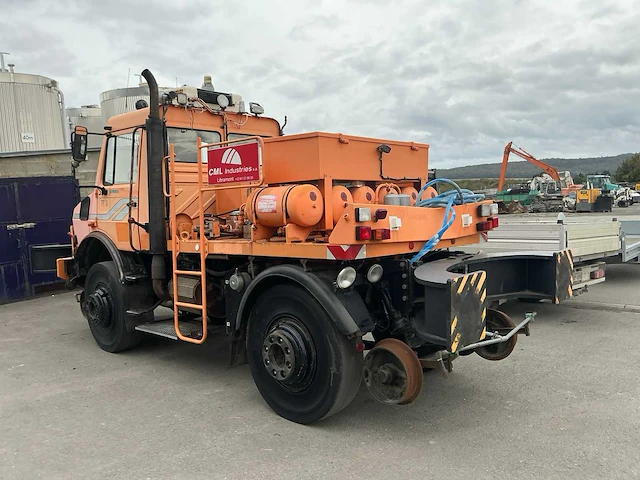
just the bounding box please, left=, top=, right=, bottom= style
left=57, top=69, right=573, bottom=424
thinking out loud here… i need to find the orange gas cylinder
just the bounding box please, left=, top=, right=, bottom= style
left=401, top=187, right=419, bottom=205
left=332, top=186, right=353, bottom=224
left=350, top=185, right=375, bottom=204
left=246, top=184, right=324, bottom=227
left=421, top=186, right=438, bottom=201
left=375, top=183, right=400, bottom=204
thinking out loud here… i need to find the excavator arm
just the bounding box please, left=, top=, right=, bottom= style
left=498, top=142, right=561, bottom=191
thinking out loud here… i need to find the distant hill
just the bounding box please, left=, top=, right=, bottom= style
left=438, top=153, right=634, bottom=179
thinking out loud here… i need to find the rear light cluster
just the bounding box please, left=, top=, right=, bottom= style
left=477, top=203, right=499, bottom=217
left=356, top=226, right=391, bottom=241
left=477, top=217, right=499, bottom=232
left=356, top=207, right=388, bottom=222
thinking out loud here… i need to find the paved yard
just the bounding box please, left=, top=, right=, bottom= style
left=2, top=265, right=640, bottom=479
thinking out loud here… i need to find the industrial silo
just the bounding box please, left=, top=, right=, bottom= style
left=66, top=105, right=103, bottom=148
left=0, top=61, right=66, bottom=153
left=100, top=84, right=150, bottom=123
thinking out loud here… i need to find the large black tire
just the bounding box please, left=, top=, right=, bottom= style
left=247, top=285, right=363, bottom=424
left=83, top=261, right=142, bottom=353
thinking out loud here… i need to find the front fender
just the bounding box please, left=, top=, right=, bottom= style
left=75, top=231, right=148, bottom=284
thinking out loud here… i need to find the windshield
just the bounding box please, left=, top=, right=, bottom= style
left=167, top=128, right=222, bottom=163
left=591, top=176, right=610, bottom=189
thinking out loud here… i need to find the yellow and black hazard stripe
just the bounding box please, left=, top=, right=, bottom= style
left=449, top=270, right=487, bottom=352
left=554, top=249, right=574, bottom=304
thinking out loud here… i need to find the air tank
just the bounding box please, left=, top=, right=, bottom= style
left=401, top=186, right=419, bottom=205
left=332, top=186, right=353, bottom=224
left=66, top=105, right=103, bottom=148
left=350, top=185, right=375, bottom=204
left=0, top=64, right=66, bottom=153
left=246, top=185, right=324, bottom=228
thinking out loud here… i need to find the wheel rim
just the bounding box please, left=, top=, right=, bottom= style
left=363, top=338, right=423, bottom=405
left=262, top=316, right=316, bottom=392
left=475, top=309, right=517, bottom=361
left=86, top=282, right=115, bottom=334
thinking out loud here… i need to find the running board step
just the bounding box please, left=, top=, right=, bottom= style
left=135, top=319, right=203, bottom=341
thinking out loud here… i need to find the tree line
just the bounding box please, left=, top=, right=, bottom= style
left=614, top=153, right=640, bottom=183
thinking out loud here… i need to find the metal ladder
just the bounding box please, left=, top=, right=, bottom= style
left=168, top=143, right=208, bottom=344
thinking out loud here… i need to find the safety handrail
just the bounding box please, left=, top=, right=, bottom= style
left=196, top=135, right=265, bottom=191
left=169, top=143, right=208, bottom=344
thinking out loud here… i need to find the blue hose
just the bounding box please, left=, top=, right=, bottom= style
left=409, top=179, right=485, bottom=264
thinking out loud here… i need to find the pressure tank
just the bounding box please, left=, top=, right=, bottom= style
left=384, top=194, right=411, bottom=206
left=350, top=185, right=375, bottom=204
left=246, top=185, right=324, bottom=228
left=376, top=184, right=400, bottom=204
left=332, top=186, right=353, bottom=224
left=401, top=186, right=419, bottom=205
left=421, top=187, right=438, bottom=201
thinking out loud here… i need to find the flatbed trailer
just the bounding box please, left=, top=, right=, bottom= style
left=458, top=217, right=640, bottom=291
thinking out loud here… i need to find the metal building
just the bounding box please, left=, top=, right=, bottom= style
left=100, top=84, right=150, bottom=123
left=66, top=105, right=103, bottom=148
left=0, top=57, right=66, bottom=154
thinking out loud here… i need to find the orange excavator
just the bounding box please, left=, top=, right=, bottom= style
left=498, top=142, right=581, bottom=195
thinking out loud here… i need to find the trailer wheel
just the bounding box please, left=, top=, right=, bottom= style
left=247, top=285, right=363, bottom=424
left=475, top=309, right=517, bottom=361
left=83, top=261, right=142, bottom=353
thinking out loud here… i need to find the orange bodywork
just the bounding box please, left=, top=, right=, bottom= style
left=72, top=105, right=492, bottom=264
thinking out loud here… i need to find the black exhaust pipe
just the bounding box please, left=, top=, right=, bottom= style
left=141, top=69, right=169, bottom=300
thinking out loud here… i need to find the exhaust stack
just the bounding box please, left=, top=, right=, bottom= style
left=140, top=69, right=169, bottom=299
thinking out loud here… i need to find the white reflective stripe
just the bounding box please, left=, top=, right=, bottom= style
left=71, top=197, right=137, bottom=221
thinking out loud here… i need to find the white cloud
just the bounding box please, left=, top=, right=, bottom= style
left=1, top=0, right=638, bottom=166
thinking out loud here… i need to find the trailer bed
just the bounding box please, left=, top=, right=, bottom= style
left=456, top=218, right=640, bottom=290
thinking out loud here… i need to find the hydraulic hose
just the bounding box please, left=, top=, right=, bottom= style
left=410, top=179, right=485, bottom=264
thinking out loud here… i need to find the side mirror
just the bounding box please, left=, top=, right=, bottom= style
left=71, top=126, right=88, bottom=162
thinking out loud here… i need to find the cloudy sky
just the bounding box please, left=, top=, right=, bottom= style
left=1, top=0, right=638, bottom=167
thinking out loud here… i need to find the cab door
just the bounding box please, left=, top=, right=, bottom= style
left=97, top=129, right=142, bottom=251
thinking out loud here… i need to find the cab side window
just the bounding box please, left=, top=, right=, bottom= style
left=103, top=132, right=140, bottom=185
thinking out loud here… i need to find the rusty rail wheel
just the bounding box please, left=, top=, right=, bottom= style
left=363, top=338, right=423, bottom=405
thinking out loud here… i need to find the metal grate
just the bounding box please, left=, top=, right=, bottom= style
left=135, top=319, right=203, bottom=340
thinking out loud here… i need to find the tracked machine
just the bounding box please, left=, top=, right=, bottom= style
left=58, top=70, right=573, bottom=424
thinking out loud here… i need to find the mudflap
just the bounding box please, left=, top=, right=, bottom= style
left=414, top=267, right=487, bottom=353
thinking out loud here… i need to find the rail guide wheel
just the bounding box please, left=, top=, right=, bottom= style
left=363, top=338, right=423, bottom=405
left=475, top=308, right=518, bottom=361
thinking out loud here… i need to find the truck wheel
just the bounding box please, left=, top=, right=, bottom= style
left=83, top=261, right=142, bottom=353
left=247, top=285, right=363, bottom=424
